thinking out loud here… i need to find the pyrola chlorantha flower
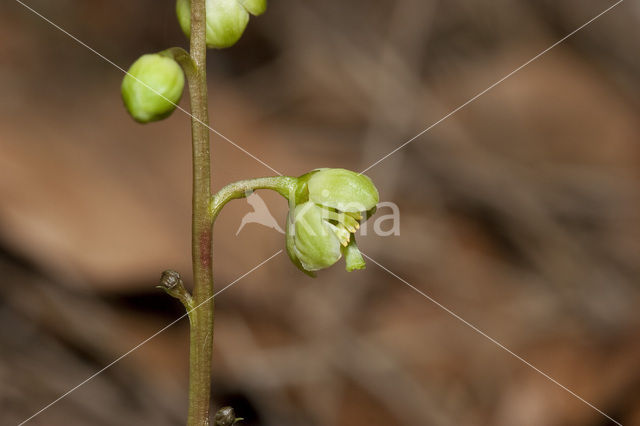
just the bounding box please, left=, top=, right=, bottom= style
left=286, top=168, right=378, bottom=276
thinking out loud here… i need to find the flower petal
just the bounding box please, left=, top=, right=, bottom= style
left=308, top=168, right=379, bottom=212
left=285, top=211, right=316, bottom=277
left=292, top=202, right=342, bottom=271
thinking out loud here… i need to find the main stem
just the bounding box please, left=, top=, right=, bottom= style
left=187, top=0, right=214, bottom=425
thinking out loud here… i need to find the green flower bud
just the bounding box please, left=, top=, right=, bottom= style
left=121, top=54, right=185, bottom=123
left=177, top=0, right=260, bottom=49
left=285, top=168, right=379, bottom=275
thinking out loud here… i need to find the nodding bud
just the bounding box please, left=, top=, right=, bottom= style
left=285, top=168, right=379, bottom=275
left=176, top=0, right=266, bottom=49
left=121, top=54, right=185, bottom=123
left=214, top=406, right=243, bottom=426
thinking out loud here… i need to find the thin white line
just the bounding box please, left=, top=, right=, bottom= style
left=361, top=252, right=623, bottom=426
left=13, top=0, right=283, bottom=176
left=18, top=250, right=283, bottom=426
left=359, top=0, right=624, bottom=175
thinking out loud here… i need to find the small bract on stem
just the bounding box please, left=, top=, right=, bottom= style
left=119, top=1, right=379, bottom=425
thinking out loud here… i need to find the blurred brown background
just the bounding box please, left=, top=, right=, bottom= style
left=1, top=0, right=639, bottom=425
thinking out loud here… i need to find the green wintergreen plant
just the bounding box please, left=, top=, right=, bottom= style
left=122, top=2, right=378, bottom=425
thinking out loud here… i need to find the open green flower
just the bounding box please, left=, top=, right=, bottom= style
left=121, top=54, right=185, bottom=123
left=176, top=0, right=266, bottom=49
left=286, top=168, right=378, bottom=276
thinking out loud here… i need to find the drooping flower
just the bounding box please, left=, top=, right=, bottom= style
left=121, top=54, right=185, bottom=123
left=176, top=0, right=266, bottom=49
left=286, top=168, right=378, bottom=276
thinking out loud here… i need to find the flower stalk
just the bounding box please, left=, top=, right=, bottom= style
left=210, top=176, right=297, bottom=220
left=185, top=0, right=215, bottom=425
